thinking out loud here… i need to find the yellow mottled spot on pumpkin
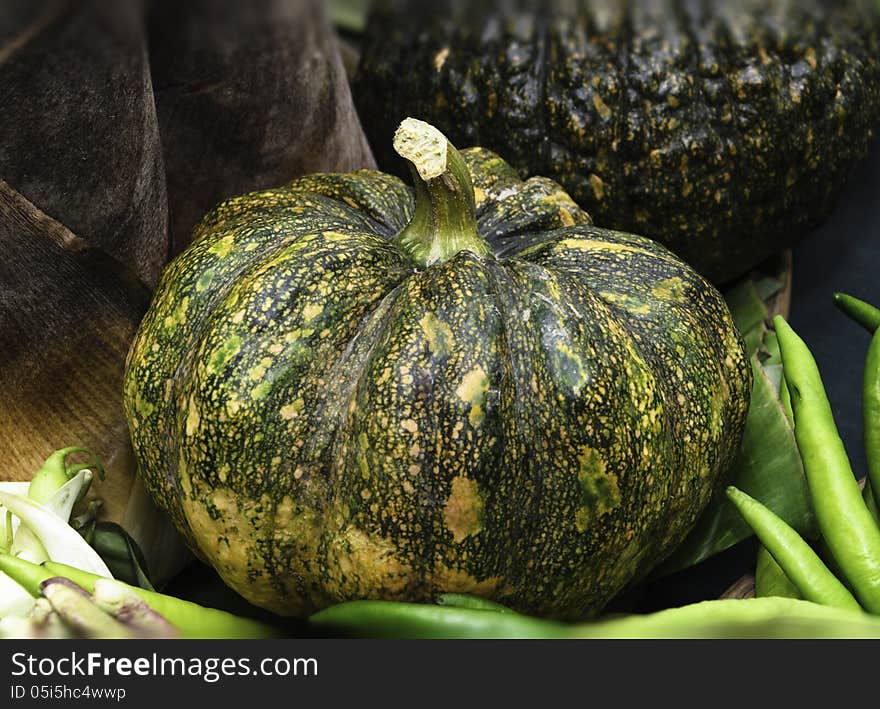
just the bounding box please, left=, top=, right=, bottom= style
left=328, top=528, right=414, bottom=599
left=419, top=312, right=454, bottom=356
left=427, top=568, right=504, bottom=597
left=248, top=357, right=273, bottom=382
left=473, top=186, right=486, bottom=205
left=251, top=381, right=272, bottom=401
left=443, top=476, right=484, bottom=543
left=208, top=334, right=242, bottom=372
left=196, top=269, right=215, bottom=292
left=804, top=47, right=817, bottom=70
left=551, top=342, right=589, bottom=395
left=181, top=486, right=319, bottom=616
left=592, top=93, right=612, bottom=121
left=302, top=303, right=322, bottom=322
left=185, top=400, right=200, bottom=436
left=401, top=419, right=418, bottom=434
left=434, top=47, right=450, bottom=71
left=575, top=447, right=621, bottom=532
left=599, top=290, right=652, bottom=315
left=163, top=297, right=190, bottom=330
left=650, top=277, right=685, bottom=301
left=589, top=173, right=605, bottom=201
left=280, top=399, right=304, bottom=420
left=133, top=393, right=154, bottom=419
left=209, top=235, right=235, bottom=258
left=455, top=365, right=489, bottom=426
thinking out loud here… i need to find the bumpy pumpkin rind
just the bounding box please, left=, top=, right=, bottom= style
left=353, top=0, right=880, bottom=284
left=124, top=149, right=751, bottom=618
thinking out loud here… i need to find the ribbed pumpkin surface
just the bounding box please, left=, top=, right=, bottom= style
left=123, top=147, right=751, bottom=618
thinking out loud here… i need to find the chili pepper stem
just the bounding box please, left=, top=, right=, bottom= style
left=833, top=292, right=880, bottom=334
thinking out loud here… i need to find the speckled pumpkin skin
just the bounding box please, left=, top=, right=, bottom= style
left=123, top=149, right=751, bottom=619
left=354, top=0, right=880, bottom=284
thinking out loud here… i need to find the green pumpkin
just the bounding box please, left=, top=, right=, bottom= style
left=353, top=0, right=880, bottom=284
left=123, top=119, right=751, bottom=619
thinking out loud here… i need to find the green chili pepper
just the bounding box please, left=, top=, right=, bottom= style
left=863, top=328, right=880, bottom=513
left=0, top=552, right=49, bottom=596
left=726, top=486, right=859, bottom=610
left=310, top=597, right=880, bottom=639
left=833, top=292, right=880, bottom=334
left=755, top=545, right=802, bottom=600
left=88, top=522, right=155, bottom=591
left=41, top=560, right=278, bottom=639
left=774, top=315, right=880, bottom=614
left=0, top=552, right=278, bottom=639
left=310, top=600, right=566, bottom=638
left=570, top=597, right=879, bottom=639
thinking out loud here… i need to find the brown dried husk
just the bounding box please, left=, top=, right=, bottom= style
left=148, top=0, right=377, bottom=254
left=0, top=0, right=172, bottom=559
left=0, top=0, right=169, bottom=287
left=1, top=0, right=380, bottom=586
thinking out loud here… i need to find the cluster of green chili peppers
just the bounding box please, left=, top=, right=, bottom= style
left=310, top=293, right=880, bottom=638
left=728, top=294, right=880, bottom=613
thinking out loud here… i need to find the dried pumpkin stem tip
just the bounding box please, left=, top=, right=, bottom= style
left=392, top=117, right=491, bottom=267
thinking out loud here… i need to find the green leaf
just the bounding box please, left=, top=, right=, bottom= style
left=723, top=279, right=770, bottom=356
left=88, top=522, right=156, bottom=592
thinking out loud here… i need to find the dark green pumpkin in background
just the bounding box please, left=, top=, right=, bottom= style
left=353, top=0, right=880, bottom=284
left=123, top=119, right=751, bottom=619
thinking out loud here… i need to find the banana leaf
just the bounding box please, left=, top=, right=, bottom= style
left=148, top=0, right=376, bottom=254
left=656, top=255, right=817, bottom=575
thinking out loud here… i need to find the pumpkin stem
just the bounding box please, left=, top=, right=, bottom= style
left=392, top=118, right=491, bottom=267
